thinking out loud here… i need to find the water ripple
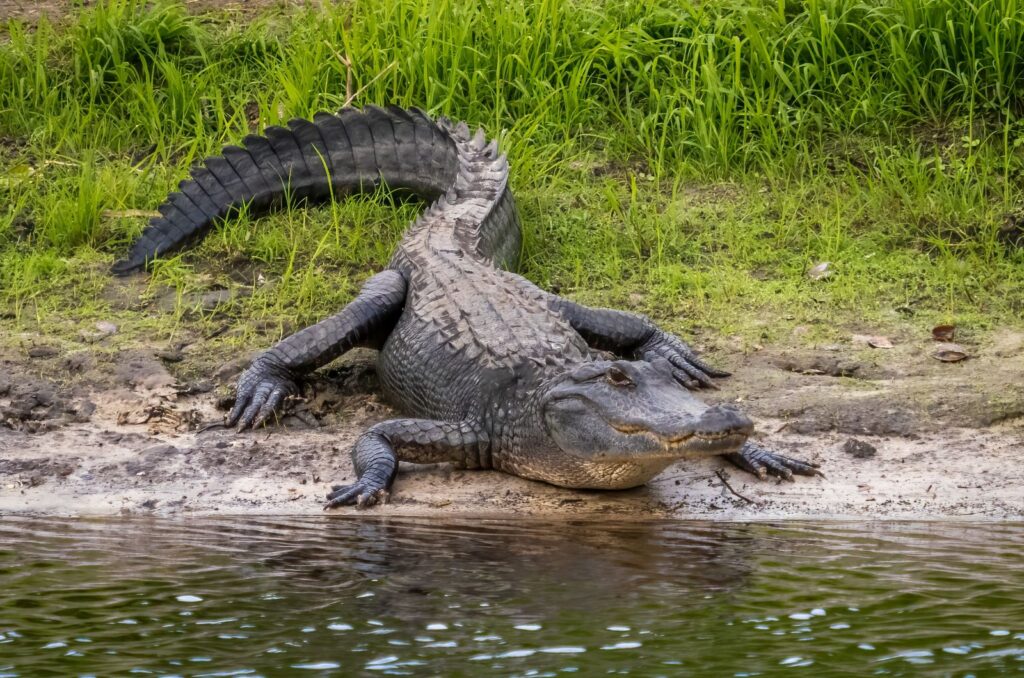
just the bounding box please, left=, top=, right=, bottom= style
left=0, top=517, right=1022, bottom=675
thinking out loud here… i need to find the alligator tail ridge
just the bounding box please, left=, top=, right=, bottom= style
left=111, top=105, right=515, bottom=275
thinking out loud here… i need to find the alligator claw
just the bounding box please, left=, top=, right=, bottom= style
left=324, top=482, right=390, bottom=510
left=724, top=441, right=823, bottom=481
left=226, top=356, right=298, bottom=431
left=638, top=329, right=729, bottom=390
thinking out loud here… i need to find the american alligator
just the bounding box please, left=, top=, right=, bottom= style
left=114, top=105, right=821, bottom=508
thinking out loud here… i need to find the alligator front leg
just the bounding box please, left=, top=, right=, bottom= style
left=723, top=441, right=823, bottom=481
left=325, top=419, right=487, bottom=509
left=228, top=269, right=407, bottom=430
left=547, top=296, right=729, bottom=389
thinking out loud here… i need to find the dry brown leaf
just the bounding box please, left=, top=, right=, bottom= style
left=932, top=324, right=956, bottom=342
left=852, top=334, right=894, bottom=349
left=807, top=261, right=832, bottom=280
left=932, top=342, right=968, bottom=362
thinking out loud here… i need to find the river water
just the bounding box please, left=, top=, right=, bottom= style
left=1, top=517, right=1022, bottom=676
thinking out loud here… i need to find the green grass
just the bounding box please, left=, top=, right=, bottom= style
left=0, top=0, right=1022, bottom=351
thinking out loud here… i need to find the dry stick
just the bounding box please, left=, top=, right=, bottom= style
left=341, top=61, right=398, bottom=108
left=344, top=54, right=353, bottom=103
left=344, top=55, right=352, bottom=104
left=323, top=41, right=353, bottom=102
left=323, top=41, right=397, bottom=108
left=715, top=469, right=758, bottom=505
left=102, top=209, right=161, bottom=219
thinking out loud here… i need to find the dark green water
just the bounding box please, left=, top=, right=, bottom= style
left=1, top=518, right=1022, bottom=676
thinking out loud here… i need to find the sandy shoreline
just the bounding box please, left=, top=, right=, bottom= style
left=3, top=328, right=1022, bottom=521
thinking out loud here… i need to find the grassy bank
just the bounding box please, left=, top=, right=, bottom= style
left=1, top=0, right=1022, bottom=350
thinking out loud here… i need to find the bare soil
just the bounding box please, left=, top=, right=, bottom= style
left=0, top=0, right=310, bottom=26
left=2, top=303, right=1022, bottom=519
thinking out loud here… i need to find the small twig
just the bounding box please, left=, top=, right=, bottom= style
left=102, top=209, right=161, bottom=219
left=323, top=42, right=398, bottom=108
left=337, top=59, right=398, bottom=108
left=716, top=469, right=758, bottom=505
left=323, top=41, right=353, bottom=102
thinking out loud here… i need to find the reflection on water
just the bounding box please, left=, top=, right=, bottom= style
left=1, top=517, right=1023, bottom=675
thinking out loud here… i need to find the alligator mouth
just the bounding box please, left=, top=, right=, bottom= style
left=609, top=423, right=749, bottom=452
left=684, top=431, right=749, bottom=453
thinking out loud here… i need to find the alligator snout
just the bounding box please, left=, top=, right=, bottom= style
left=692, top=404, right=754, bottom=438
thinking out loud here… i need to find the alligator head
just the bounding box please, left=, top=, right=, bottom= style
left=541, top=358, right=753, bottom=463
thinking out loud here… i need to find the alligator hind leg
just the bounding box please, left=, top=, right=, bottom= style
left=546, top=295, right=729, bottom=389
left=228, top=269, right=407, bottom=430
left=325, top=419, right=487, bottom=509
left=723, top=441, right=823, bottom=482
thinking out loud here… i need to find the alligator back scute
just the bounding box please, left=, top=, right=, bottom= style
left=311, top=112, right=356, bottom=197
left=263, top=126, right=310, bottom=196
left=335, top=108, right=379, bottom=191
left=221, top=145, right=273, bottom=207
left=242, top=134, right=289, bottom=193
left=204, top=156, right=249, bottom=204
left=364, top=105, right=402, bottom=184
left=287, top=118, right=332, bottom=200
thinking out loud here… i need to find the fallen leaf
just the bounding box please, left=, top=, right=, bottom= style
left=932, top=324, right=956, bottom=342
left=852, top=334, right=894, bottom=349
left=932, top=342, right=968, bottom=362
left=807, top=261, right=831, bottom=280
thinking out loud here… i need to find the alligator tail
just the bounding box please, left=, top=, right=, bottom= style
left=111, top=105, right=518, bottom=275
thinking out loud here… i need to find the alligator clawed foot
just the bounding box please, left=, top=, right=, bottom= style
left=324, top=482, right=391, bottom=510
left=226, top=356, right=298, bottom=431
left=638, top=329, right=730, bottom=390
left=724, top=441, right=823, bottom=482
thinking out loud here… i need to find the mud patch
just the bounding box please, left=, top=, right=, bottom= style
left=113, top=349, right=179, bottom=394
left=722, top=342, right=1024, bottom=435
left=0, top=374, right=95, bottom=432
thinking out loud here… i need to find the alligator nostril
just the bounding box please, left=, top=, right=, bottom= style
left=696, top=404, right=754, bottom=435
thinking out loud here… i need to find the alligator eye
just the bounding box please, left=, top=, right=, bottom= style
left=605, top=366, right=634, bottom=388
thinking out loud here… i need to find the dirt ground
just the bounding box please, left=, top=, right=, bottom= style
left=2, top=300, right=1022, bottom=519
left=0, top=0, right=311, bottom=25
